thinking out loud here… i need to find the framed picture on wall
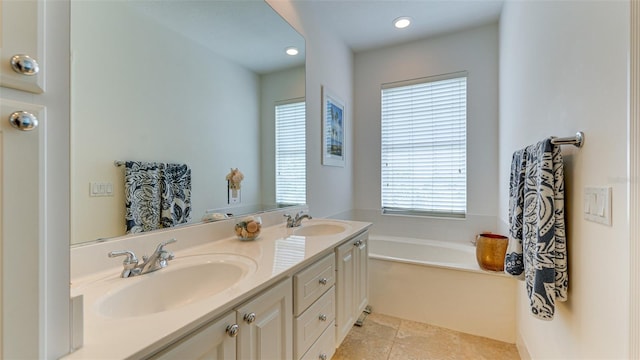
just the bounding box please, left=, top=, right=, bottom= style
left=321, top=86, right=345, bottom=167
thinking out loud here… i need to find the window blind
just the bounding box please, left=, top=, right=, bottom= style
left=381, top=72, right=467, bottom=217
left=275, top=100, right=306, bottom=205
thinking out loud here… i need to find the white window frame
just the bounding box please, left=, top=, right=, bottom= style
left=275, top=98, right=306, bottom=205
left=380, top=72, right=467, bottom=218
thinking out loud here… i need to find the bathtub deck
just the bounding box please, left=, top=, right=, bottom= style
left=333, top=313, right=520, bottom=360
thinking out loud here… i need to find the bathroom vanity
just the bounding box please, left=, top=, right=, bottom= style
left=66, top=211, right=370, bottom=359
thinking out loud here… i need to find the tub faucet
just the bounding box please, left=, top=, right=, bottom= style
left=284, top=212, right=312, bottom=228
left=108, top=238, right=177, bottom=278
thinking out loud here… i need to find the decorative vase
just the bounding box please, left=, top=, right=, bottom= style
left=475, top=233, right=508, bottom=271
left=235, top=216, right=262, bottom=241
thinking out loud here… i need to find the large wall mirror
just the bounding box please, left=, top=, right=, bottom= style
left=70, top=0, right=306, bottom=245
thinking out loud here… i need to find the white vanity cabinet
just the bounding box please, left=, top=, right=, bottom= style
left=237, top=278, right=293, bottom=360
left=151, top=312, right=237, bottom=360
left=0, top=0, right=45, bottom=93
left=335, top=231, right=369, bottom=345
left=293, top=253, right=336, bottom=360
left=150, top=278, right=292, bottom=360
left=355, top=232, right=369, bottom=315
left=115, top=227, right=372, bottom=360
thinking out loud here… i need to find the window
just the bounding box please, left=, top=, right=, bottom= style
left=275, top=99, right=306, bottom=205
left=381, top=72, right=467, bottom=217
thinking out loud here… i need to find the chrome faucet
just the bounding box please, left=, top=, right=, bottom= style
left=107, top=250, right=140, bottom=278
left=284, top=212, right=312, bottom=228
left=108, top=238, right=177, bottom=278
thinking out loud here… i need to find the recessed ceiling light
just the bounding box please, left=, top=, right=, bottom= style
left=285, top=47, right=299, bottom=56
left=393, top=16, right=412, bottom=29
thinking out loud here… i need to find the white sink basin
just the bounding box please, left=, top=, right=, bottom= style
left=96, top=254, right=257, bottom=318
left=293, top=222, right=347, bottom=236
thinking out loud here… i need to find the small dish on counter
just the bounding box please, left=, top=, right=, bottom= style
left=235, top=216, right=262, bottom=240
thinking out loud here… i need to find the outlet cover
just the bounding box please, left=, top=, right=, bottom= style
left=228, top=188, right=240, bottom=204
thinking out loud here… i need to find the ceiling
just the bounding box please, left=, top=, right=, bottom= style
left=296, top=0, right=504, bottom=52
left=128, top=0, right=504, bottom=74
left=127, top=0, right=306, bottom=74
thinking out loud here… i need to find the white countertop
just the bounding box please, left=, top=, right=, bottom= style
left=65, top=218, right=371, bottom=359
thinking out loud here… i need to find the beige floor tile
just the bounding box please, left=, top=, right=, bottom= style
left=396, top=320, right=460, bottom=345
left=352, top=313, right=401, bottom=340
left=388, top=340, right=462, bottom=360
left=332, top=326, right=394, bottom=360
left=334, top=313, right=520, bottom=360
left=365, top=313, right=402, bottom=329
left=457, top=332, right=520, bottom=360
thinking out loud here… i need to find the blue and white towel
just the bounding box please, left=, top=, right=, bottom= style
left=504, top=139, right=568, bottom=320
left=505, top=148, right=527, bottom=279
left=124, top=161, right=192, bottom=234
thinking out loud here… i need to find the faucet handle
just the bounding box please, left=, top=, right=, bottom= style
left=160, top=251, right=175, bottom=261
left=154, top=238, right=176, bottom=267
left=155, top=238, right=177, bottom=252
left=161, top=238, right=177, bottom=246
left=108, top=250, right=138, bottom=265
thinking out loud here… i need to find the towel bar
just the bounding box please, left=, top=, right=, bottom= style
left=551, top=131, right=584, bottom=148
left=115, top=133, right=584, bottom=169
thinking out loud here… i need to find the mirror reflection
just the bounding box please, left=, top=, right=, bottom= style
left=70, top=0, right=306, bottom=245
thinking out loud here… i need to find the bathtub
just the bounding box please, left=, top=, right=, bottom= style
left=368, top=235, right=516, bottom=343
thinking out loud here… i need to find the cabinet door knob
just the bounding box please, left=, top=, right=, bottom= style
left=318, top=277, right=328, bottom=285
left=226, top=324, right=239, bottom=337
left=10, top=54, right=39, bottom=76
left=353, top=240, right=362, bottom=247
left=9, top=111, right=38, bottom=131
left=243, top=312, right=256, bottom=324
left=319, top=354, right=327, bottom=360
left=318, top=314, right=327, bottom=321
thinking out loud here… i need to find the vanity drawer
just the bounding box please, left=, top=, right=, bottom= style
left=294, top=253, right=335, bottom=315
left=299, top=320, right=336, bottom=360
left=294, top=286, right=335, bottom=359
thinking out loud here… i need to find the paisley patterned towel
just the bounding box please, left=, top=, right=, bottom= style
left=124, top=161, right=192, bottom=234
left=505, top=139, right=568, bottom=320
left=505, top=148, right=527, bottom=279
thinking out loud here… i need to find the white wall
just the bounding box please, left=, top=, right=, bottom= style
left=499, top=1, right=630, bottom=358
left=267, top=0, right=355, bottom=218
left=71, top=1, right=262, bottom=243
left=349, top=24, right=499, bottom=244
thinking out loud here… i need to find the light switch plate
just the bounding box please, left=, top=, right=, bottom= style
left=584, top=186, right=612, bottom=226
left=89, top=182, right=114, bottom=197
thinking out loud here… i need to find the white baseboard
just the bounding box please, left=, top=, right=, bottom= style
left=516, top=330, right=532, bottom=360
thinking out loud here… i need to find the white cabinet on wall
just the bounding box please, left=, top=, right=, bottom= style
left=335, top=231, right=369, bottom=346
left=1, top=1, right=47, bottom=353
left=0, top=0, right=45, bottom=93
left=0, top=99, right=46, bottom=359
left=237, top=278, right=293, bottom=360
left=151, top=312, right=237, bottom=360
left=3, top=0, right=74, bottom=357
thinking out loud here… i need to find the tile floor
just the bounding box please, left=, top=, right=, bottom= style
left=332, top=313, right=520, bottom=360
